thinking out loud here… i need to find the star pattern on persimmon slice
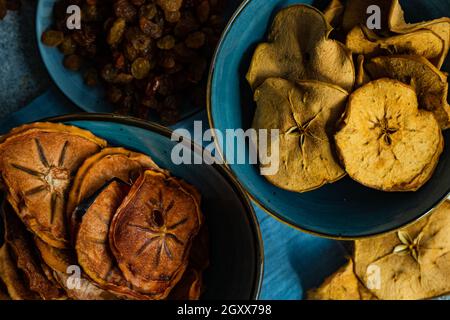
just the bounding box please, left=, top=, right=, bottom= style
left=10, top=139, right=70, bottom=223
left=127, top=189, right=189, bottom=267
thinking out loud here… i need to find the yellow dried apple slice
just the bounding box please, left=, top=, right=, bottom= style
left=246, top=4, right=354, bottom=91
left=388, top=0, right=450, bottom=68
left=0, top=123, right=107, bottom=248
left=354, top=200, right=450, bottom=300
left=335, top=79, right=443, bottom=191
left=346, top=25, right=444, bottom=64
left=355, top=55, right=371, bottom=89
left=366, top=55, right=450, bottom=129
left=109, top=170, right=202, bottom=298
left=323, top=0, right=344, bottom=27
left=252, top=78, right=347, bottom=193
left=342, top=0, right=393, bottom=32
left=307, top=260, right=376, bottom=300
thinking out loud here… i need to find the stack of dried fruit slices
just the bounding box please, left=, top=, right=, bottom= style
left=247, top=0, right=450, bottom=194
left=0, top=122, right=208, bottom=300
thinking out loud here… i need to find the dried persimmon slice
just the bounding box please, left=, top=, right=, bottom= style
left=66, top=147, right=163, bottom=237
left=75, top=180, right=152, bottom=300
left=109, top=170, right=202, bottom=298
left=0, top=123, right=107, bottom=248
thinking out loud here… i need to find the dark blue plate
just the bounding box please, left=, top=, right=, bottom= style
left=35, top=0, right=242, bottom=122
left=1, top=114, right=264, bottom=300
left=208, top=0, right=450, bottom=238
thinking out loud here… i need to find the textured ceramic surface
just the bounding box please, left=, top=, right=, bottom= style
left=208, top=0, right=450, bottom=238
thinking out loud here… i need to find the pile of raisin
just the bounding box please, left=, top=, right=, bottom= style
left=42, top=0, right=225, bottom=123
left=0, top=0, right=21, bottom=19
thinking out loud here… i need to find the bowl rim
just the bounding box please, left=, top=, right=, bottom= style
left=34, top=0, right=203, bottom=124
left=25, top=113, right=265, bottom=300
left=206, top=0, right=450, bottom=240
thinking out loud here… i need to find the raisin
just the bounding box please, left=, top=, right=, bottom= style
left=132, top=33, right=151, bottom=52
left=84, top=68, right=99, bottom=86
left=58, top=36, right=77, bottom=55
left=130, top=0, right=145, bottom=6
left=124, top=42, right=139, bottom=61
left=164, top=10, right=180, bottom=23
left=42, top=30, right=65, bottom=47
left=139, top=3, right=157, bottom=20
left=139, top=17, right=162, bottom=38
left=101, top=64, right=119, bottom=82
left=107, top=85, right=123, bottom=103
left=156, top=0, right=183, bottom=12
left=114, top=73, right=134, bottom=84
left=159, top=55, right=176, bottom=69
left=196, top=0, right=210, bottom=23
left=72, top=27, right=96, bottom=47
left=107, top=18, right=126, bottom=47
left=82, top=4, right=99, bottom=22
left=63, top=54, right=83, bottom=71
left=174, top=12, right=199, bottom=37
left=185, top=31, right=205, bottom=49
left=114, top=0, right=136, bottom=22
left=131, top=57, right=151, bottom=79
left=113, top=52, right=126, bottom=69
left=157, top=35, right=175, bottom=50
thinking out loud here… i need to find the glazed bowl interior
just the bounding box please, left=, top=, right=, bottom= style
left=35, top=0, right=242, bottom=123
left=0, top=115, right=263, bottom=300
left=208, top=0, right=450, bottom=238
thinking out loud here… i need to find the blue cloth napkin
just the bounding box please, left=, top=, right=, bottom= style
left=0, top=87, right=347, bottom=300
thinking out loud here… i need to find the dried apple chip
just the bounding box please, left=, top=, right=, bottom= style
left=366, top=55, right=450, bottom=129
left=308, top=260, right=376, bottom=300
left=252, top=78, right=347, bottom=193
left=354, top=200, right=450, bottom=300
left=246, top=4, right=354, bottom=91
left=0, top=123, right=107, bottom=248
left=109, top=170, right=202, bottom=298
left=323, top=0, right=344, bottom=28
left=388, top=0, right=450, bottom=68
left=335, top=79, right=443, bottom=191
left=355, top=55, right=370, bottom=88
left=342, top=0, right=393, bottom=32
left=346, top=25, right=444, bottom=64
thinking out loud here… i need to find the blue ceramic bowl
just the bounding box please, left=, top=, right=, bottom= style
left=11, top=114, right=263, bottom=300
left=35, top=0, right=243, bottom=123
left=208, top=0, right=450, bottom=238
